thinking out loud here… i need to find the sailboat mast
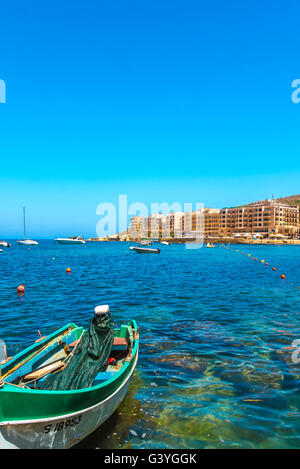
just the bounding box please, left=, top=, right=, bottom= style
left=23, top=206, right=26, bottom=240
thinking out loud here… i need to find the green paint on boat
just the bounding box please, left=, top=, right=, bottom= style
left=0, top=319, right=139, bottom=423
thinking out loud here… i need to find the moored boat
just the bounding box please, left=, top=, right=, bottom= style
left=140, top=240, right=152, bottom=246
left=0, top=305, right=139, bottom=449
left=55, top=236, right=86, bottom=245
left=17, top=239, right=39, bottom=246
left=129, top=246, right=160, bottom=254
left=17, top=207, right=38, bottom=246
left=0, top=241, right=11, bottom=248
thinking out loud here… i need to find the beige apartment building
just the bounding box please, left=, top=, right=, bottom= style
left=129, top=208, right=220, bottom=240
left=183, top=208, right=220, bottom=238
left=203, top=209, right=221, bottom=237
left=129, top=214, right=166, bottom=239
left=220, top=199, right=300, bottom=238
left=129, top=216, right=149, bottom=239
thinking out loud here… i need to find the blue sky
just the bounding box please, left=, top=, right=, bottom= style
left=0, top=0, right=300, bottom=237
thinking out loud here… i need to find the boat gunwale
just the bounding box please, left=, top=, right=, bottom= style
left=1, top=322, right=78, bottom=375
left=1, top=320, right=139, bottom=396
left=0, top=349, right=139, bottom=426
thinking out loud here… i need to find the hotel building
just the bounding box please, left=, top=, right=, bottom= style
left=220, top=199, right=300, bottom=237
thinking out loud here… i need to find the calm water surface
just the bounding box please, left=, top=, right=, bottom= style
left=0, top=241, right=300, bottom=449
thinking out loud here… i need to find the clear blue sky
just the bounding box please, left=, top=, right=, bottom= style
left=0, top=0, right=300, bottom=237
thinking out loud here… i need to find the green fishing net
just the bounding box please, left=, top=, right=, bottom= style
left=41, top=314, right=114, bottom=391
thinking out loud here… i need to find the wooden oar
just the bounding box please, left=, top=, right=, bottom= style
left=23, top=360, right=65, bottom=381
left=2, top=327, right=72, bottom=380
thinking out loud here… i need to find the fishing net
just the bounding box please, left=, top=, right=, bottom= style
left=41, top=314, right=114, bottom=391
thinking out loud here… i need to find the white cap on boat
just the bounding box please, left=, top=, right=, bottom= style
left=94, top=304, right=110, bottom=316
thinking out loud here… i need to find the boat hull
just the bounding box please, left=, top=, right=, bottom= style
left=55, top=239, right=85, bottom=244
left=130, top=247, right=160, bottom=254
left=0, top=352, right=138, bottom=449
left=0, top=242, right=10, bottom=247
left=17, top=240, right=38, bottom=246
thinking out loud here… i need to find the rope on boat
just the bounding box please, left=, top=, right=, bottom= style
left=14, top=330, right=86, bottom=388
left=1, top=327, right=72, bottom=380
left=0, top=379, right=30, bottom=389
left=62, top=329, right=85, bottom=368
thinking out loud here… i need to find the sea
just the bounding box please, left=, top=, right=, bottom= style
left=0, top=240, right=300, bottom=449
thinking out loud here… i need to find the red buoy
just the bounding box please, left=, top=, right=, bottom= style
left=66, top=267, right=71, bottom=273
left=272, top=267, right=277, bottom=271
left=281, top=274, right=286, bottom=279
left=17, top=285, right=25, bottom=293
left=265, top=263, right=269, bottom=266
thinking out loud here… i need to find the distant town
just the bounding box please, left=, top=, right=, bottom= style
left=88, top=195, right=300, bottom=244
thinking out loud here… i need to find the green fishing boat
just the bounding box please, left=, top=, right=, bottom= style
left=0, top=305, right=139, bottom=449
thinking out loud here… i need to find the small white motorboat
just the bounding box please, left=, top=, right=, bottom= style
left=205, top=243, right=215, bottom=248
left=129, top=246, right=160, bottom=254
left=0, top=241, right=11, bottom=248
left=160, top=241, right=170, bottom=245
left=17, top=207, right=39, bottom=246
left=55, top=236, right=86, bottom=245
left=140, top=240, right=152, bottom=246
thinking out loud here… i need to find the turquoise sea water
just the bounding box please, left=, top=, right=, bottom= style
left=0, top=241, right=300, bottom=449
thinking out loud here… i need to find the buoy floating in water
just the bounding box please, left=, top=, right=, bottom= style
left=265, top=263, right=269, bottom=266
left=17, top=284, right=25, bottom=293
left=281, top=274, right=286, bottom=279
left=261, top=260, right=265, bottom=263
left=66, top=267, right=71, bottom=273
left=272, top=267, right=277, bottom=271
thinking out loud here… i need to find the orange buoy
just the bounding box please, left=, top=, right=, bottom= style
left=265, top=263, right=269, bottom=266
left=255, top=258, right=258, bottom=261
left=17, top=285, right=25, bottom=293
left=272, top=267, right=277, bottom=271
left=281, top=274, right=286, bottom=279
left=66, top=267, right=71, bottom=273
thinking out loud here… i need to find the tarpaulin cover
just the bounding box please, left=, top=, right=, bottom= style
left=41, top=314, right=114, bottom=390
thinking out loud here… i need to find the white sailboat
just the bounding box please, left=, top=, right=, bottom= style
left=17, top=207, right=38, bottom=246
